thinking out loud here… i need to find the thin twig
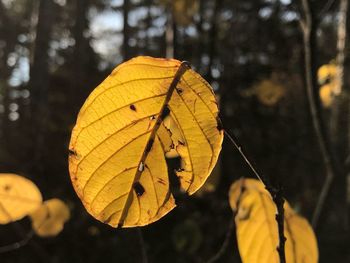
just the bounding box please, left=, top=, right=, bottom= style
left=317, top=0, right=336, bottom=20
left=0, top=202, right=48, bottom=260
left=299, top=0, right=340, bottom=228
left=137, top=228, right=148, bottom=263
left=224, top=130, right=286, bottom=263
left=335, top=0, right=348, bottom=95
left=0, top=229, right=35, bottom=253
left=206, top=179, right=246, bottom=263
left=206, top=217, right=235, bottom=263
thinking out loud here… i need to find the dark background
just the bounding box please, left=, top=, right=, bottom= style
left=0, top=0, right=350, bottom=262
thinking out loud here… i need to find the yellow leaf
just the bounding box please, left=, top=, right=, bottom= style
left=173, top=0, right=199, bottom=26
left=242, top=79, right=285, bottom=106
left=317, top=63, right=339, bottom=107
left=0, top=173, right=42, bottom=224
left=317, top=63, right=337, bottom=85
left=229, top=178, right=318, bottom=263
left=69, top=56, right=223, bottom=228
left=160, top=0, right=199, bottom=26
left=30, top=198, right=70, bottom=237
left=319, top=84, right=334, bottom=108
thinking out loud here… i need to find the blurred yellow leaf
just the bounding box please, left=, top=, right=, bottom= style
left=317, top=63, right=339, bottom=107
left=30, top=198, right=70, bottom=237
left=69, top=56, right=223, bottom=228
left=317, top=63, right=337, bottom=85
left=229, top=178, right=318, bottom=263
left=319, top=84, right=334, bottom=108
left=0, top=173, right=42, bottom=224
left=173, top=0, right=199, bottom=26
left=242, top=79, right=285, bottom=106
left=160, top=0, right=199, bottom=26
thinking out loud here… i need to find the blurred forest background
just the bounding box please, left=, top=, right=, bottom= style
left=1, top=0, right=350, bottom=262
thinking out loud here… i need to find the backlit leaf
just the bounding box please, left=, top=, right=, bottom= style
left=229, top=178, right=318, bottom=263
left=69, top=56, right=223, bottom=228
left=0, top=173, right=42, bottom=224
left=30, top=198, right=70, bottom=237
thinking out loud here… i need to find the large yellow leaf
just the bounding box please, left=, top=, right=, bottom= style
left=229, top=178, right=318, bottom=263
left=0, top=173, right=42, bottom=224
left=69, top=56, right=223, bottom=228
left=30, top=198, right=70, bottom=237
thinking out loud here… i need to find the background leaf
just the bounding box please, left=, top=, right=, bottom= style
left=229, top=178, right=318, bottom=263
left=30, top=198, right=70, bottom=237
left=69, top=56, right=223, bottom=228
left=0, top=173, right=42, bottom=224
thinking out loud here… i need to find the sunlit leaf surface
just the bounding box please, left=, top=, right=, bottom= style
left=229, top=178, right=318, bottom=263
left=69, top=56, right=223, bottom=227
left=0, top=173, right=42, bottom=224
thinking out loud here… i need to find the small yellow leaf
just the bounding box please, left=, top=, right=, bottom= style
left=317, top=63, right=337, bottom=85
left=242, top=79, right=285, bottom=106
left=69, top=56, right=223, bottom=228
left=229, top=178, right=318, bottom=263
left=317, top=63, right=339, bottom=107
left=30, top=198, right=70, bottom=237
left=319, top=84, right=334, bottom=108
left=0, top=173, right=42, bottom=224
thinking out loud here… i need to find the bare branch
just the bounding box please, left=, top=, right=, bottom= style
left=206, top=217, right=235, bottom=263
left=0, top=230, right=35, bottom=254
left=335, top=0, right=348, bottom=95
left=299, top=0, right=340, bottom=228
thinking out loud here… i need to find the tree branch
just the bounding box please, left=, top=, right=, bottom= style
left=299, top=0, right=340, bottom=228
left=0, top=229, right=35, bottom=254
left=206, top=216, right=235, bottom=263
left=224, top=130, right=286, bottom=263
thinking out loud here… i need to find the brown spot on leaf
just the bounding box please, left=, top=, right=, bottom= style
left=133, top=182, right=145, bottom=196
left=68, top=149, right=77, bottom=156
left=160, top=105, right=170, bottom=120
left=157, top=178, right=166, bottom=185
left=130, top=104, right=136, bottom=111
left=176, top=88, right=183, bottom=94
left=3, top=184, right=11, bottom=191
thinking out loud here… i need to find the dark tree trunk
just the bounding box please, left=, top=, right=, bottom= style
left=28, top=0, right=54, bottom=173
left=206, top=0, right=223, bottom=83
left=71, top=0, right=89, bottom=114
left=123, top=0, right=131, bottom=60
